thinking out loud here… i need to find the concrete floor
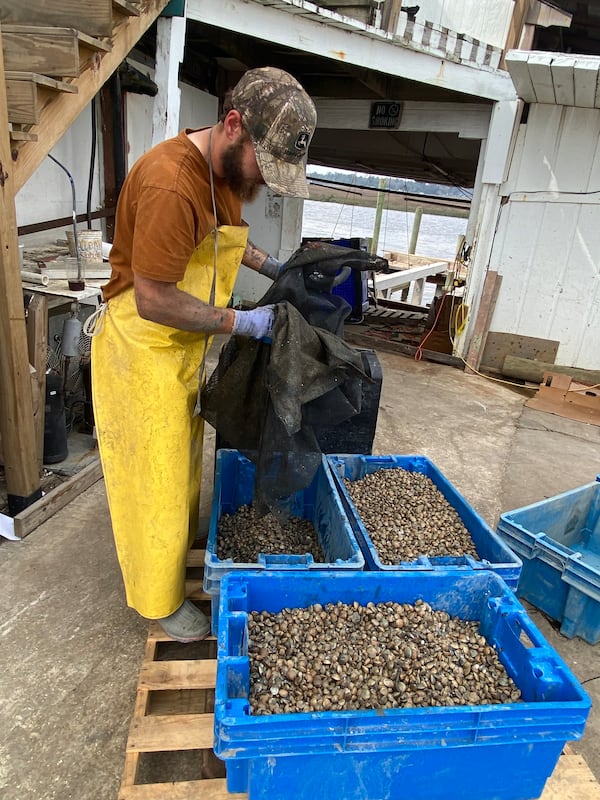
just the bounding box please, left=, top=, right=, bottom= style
left=1, top=341, right=599, bottom=799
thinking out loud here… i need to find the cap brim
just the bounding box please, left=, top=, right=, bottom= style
left=255, top=142, right=310, bottom=199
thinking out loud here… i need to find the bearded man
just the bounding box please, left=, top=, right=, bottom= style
left=89, top=67, right=316, bottom=641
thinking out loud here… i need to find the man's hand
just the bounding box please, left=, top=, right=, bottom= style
left=232, top=305, right=275, bottom=340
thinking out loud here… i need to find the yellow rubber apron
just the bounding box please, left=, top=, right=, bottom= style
left=91, top=225, right=248, bottom=619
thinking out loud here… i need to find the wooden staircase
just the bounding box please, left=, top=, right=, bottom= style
left=0, top=0, right=170, bottom=517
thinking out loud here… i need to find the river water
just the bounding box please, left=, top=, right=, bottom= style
left=302, top=199, right=467, bottom=261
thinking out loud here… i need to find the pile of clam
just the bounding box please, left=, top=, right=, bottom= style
left=217, top=504, right=325, bottom=563
left=248, top=599, right=521, bottom=715
left=343, top=469, right=479, bottom=563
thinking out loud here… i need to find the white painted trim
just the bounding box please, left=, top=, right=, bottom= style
left=481, top=100, right=522, bottom=185
left=187, top=0, right=516, bottom=102
left=152, top=15, right=186, bottom=145
left=456, top=99, right=522, bottom=358
left=505, top=191, right=600, bottom=204
left=314, top=99, right=492, bottom=138
left=373, top=261, right=448, bottom=293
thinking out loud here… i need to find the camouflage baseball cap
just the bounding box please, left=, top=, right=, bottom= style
left=231, top=67, right=317, bottom=198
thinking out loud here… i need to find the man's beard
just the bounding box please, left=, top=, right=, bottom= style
left=222, top=138, right=263, bottom=202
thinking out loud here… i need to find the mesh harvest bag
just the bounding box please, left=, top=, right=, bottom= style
left=201, top=242, right=387, bottom=510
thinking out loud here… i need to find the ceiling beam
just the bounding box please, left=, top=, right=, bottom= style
left=187, top=0, right=517, bottom=102
left=314, top=99, right=492, bottom=138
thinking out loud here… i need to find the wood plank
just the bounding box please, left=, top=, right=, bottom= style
left=113, top=0, right=142, bottom=17
left=5, top=76, right=36, bottom=123
left=3, top=26, right=110, bottom=78
left=119, top=778, right=246, bottom=800
left=186, top=548, right=206, bottom=568
left=25, top=293, right=48, bottom=468
left=12, top=0, right=170, bottom=192
left=6, top=71, right=78, bottom=90
left=127, top=713, right=215, bottom=752
left=464, top=270, right=502, bottom=375
left=481, top=333, right=560, bottom=373
left=0, top=0, right=114, bottom=38
left=12, top=458, right=103, bottom=538
left=9, top=129, right=37, bottom=142
left=541, top=753, right=600, bottom=800
left=2, top=26, right=80, bottom=77
left=139, top=660, right=217, bottom=691
left=120, top=636, right=158, bottom=789
left=502, top=355, right=600, bottom=386
left=185, top=579, right=210, bottom=601
left=6, top=72, right=77, bottom=124
left=344, top=329, right=465, bottom=368
left=149, top=688, right=213, bottom=715
left=0, top=23, right=42, bottom=512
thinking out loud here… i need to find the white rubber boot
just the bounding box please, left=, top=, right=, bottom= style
left=157, top=600, right=210, bottom=642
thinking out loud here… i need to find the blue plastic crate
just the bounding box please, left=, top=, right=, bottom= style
left=215, top=570, right=590, bottom=800
left=328, top=454, right=522, bottom=588
left=497, top=481, right=600, bottom=644
left=204, top=450, right=364, bottom=631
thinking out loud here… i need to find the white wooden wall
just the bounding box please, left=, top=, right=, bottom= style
left=413, top=0, right=513, bottom=49
left=488, top=103, right=600, bottom=368
left=16, top=103, right=103, bottom=246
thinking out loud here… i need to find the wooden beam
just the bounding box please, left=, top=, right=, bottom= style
left=0, top=23, right=42, bottom=514
left=464, top=270, right=502, bottom=374
left=25, top=293, right=48, bottom=469
left=502, top=355, right=600, bottom=387
left=6, top=72, right=77, bottom=124
left=2, top=25, right=81, bottom=77
left=0, top=0, right=114, bottom=38
left=2, top=25, right=110, bottom=78
left=12, top=0, right=170, bottom=193
left=502, top=0, right=534, bottom=66
left=12, top=458, right=103, bottom=538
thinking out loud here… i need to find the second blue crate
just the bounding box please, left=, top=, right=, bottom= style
left=204, top=449, right=364, bottom=632
left=497, top=480, right=600, bottom=644
left=327, top=453, right=522, bottom=587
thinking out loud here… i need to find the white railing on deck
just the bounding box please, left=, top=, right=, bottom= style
left=253, top=0, right=503, bottom=71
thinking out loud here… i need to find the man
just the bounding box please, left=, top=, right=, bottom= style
left=90, top=67, right=317, bottom=641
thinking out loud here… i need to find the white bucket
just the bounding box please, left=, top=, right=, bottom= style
left=66, top=229, right=103, bottom=265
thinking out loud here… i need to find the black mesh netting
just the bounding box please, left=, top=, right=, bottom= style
left=200, top=242, right=388, bottom=511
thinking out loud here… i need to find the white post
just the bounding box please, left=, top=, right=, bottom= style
left=455, top=99, right=522, bottom=358
left=152, top=15, right=187, bottom=146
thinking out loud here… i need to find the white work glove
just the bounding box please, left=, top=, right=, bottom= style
left=258, top=255, right=284, bottom=281
left=232, top=305, right=275, bottom=341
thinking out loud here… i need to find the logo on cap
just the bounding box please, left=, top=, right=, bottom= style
left=295, top=132, right=310, bottom=152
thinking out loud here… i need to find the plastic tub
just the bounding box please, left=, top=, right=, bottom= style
left=204, top=450, right=364, bottom=631
left=497, top=481, right=600, bottom=644
left=328, top=454, right=522, bottom=588
left=215, top=570, right=590, bottom=800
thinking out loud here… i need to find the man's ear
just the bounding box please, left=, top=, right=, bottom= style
left=223, top=109, right=244, bottom=141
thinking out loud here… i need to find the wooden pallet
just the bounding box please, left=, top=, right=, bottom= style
left=119, top=549, right=600, bottom=800
left=119, top=546, right=246, bottom=799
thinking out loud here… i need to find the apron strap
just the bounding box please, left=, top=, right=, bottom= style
left=194, top=129, right=220, bottom=416
left=83, top=302, right=108, bottom=337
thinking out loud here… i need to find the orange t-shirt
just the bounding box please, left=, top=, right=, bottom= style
left=102, top=129, right=243, bottom=300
